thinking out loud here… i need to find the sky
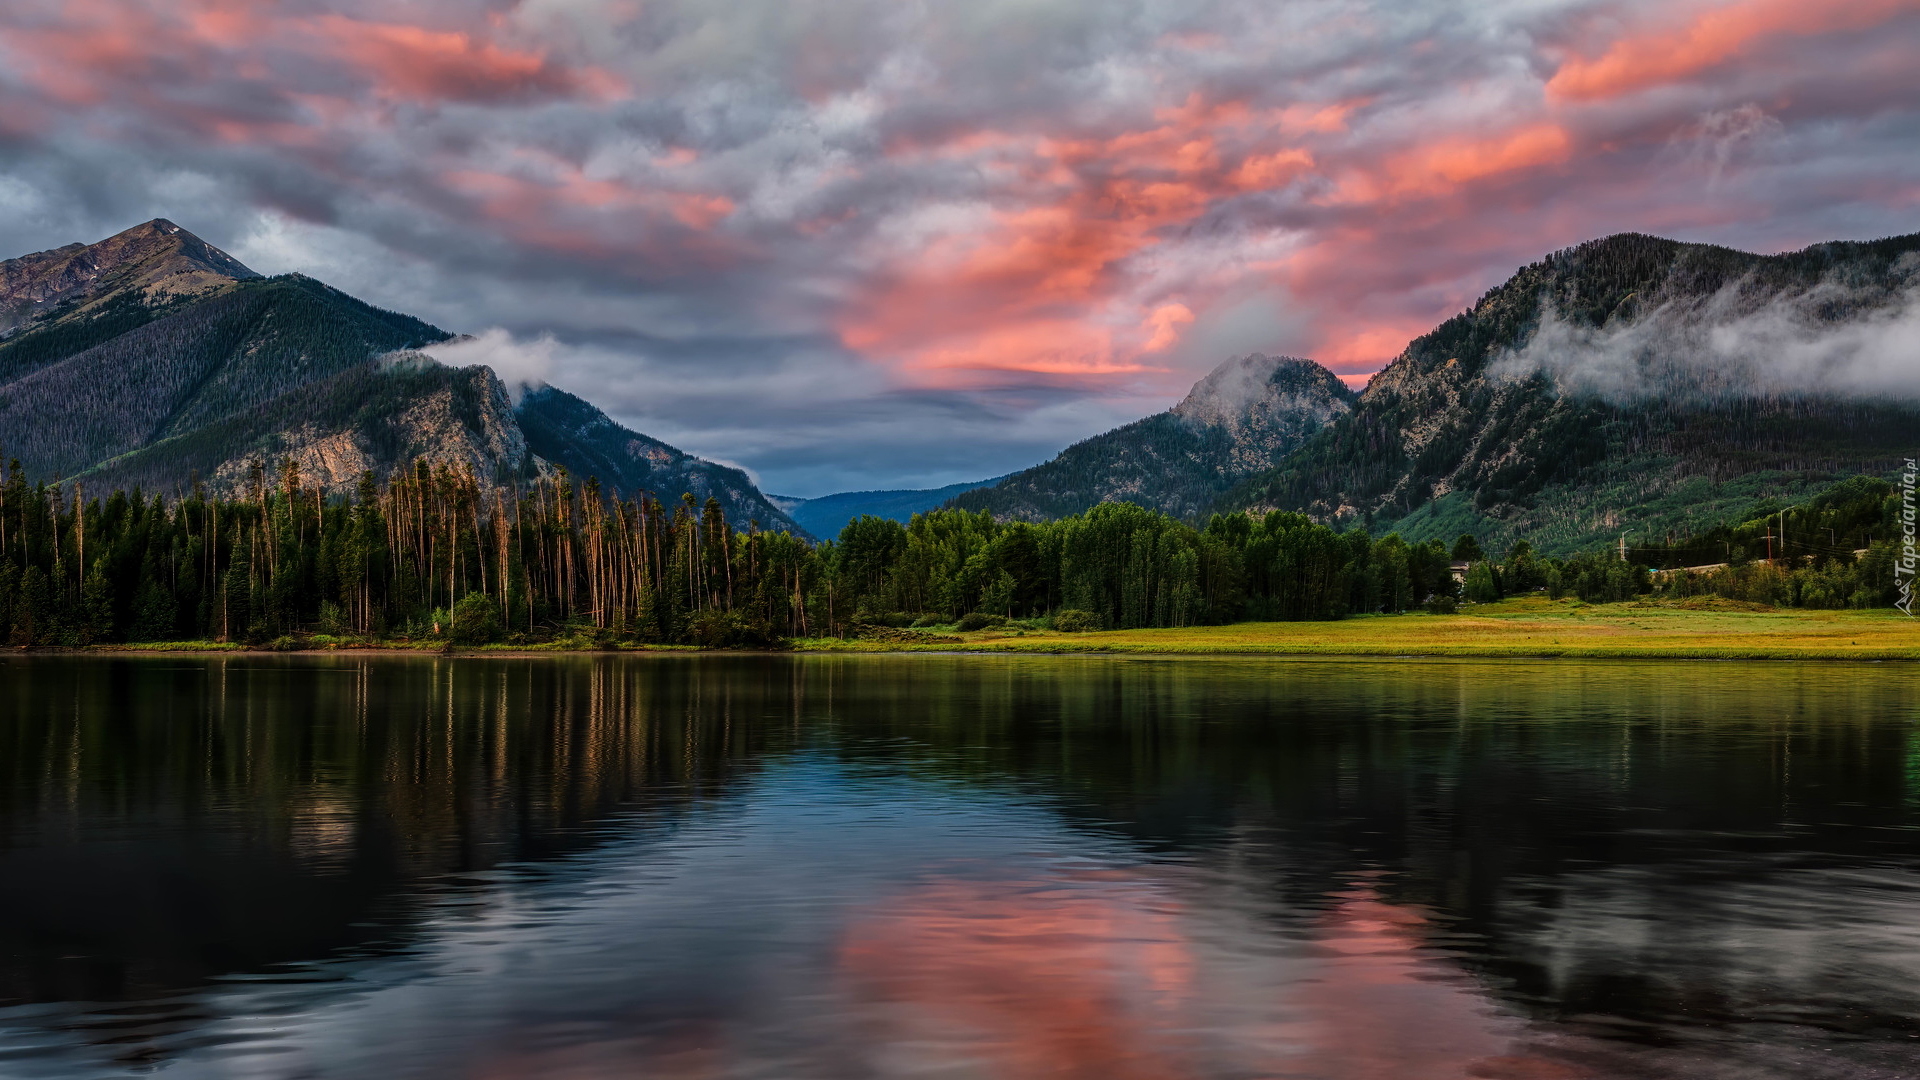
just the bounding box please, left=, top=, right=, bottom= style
left=0, top=0, right=1916, bottom=496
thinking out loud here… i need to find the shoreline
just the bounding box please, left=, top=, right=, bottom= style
left=21, top=645, right=1919, bottom=662
left=15, top=598, right=1917, bottom=663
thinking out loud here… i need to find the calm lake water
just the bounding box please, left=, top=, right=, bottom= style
left=3, top=654, right=1920, bottom=1079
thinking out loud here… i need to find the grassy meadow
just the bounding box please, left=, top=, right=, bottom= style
left=796, top=595, right=1920, bottom=660
left=76, top=595, right=1920, bottom=660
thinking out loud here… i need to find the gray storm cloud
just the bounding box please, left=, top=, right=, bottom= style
left=404, top=328, right=1152, bottom=495
left=1, top=0, right=1918, bottom=492
left=1494, top=270, right=1920, bottom=403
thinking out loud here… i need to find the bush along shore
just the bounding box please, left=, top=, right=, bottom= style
left=0, top=454, right=1911, bottom=656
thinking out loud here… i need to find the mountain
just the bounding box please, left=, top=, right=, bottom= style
left=768, top=477, right=1005, bottom=538
left=0, top=221, right=805, bottom=533
left=0, top=218, right=258, bottom=335
left=0, top=274, right=450, bottom=483
left=514, top=384, right=804, bottom=533
left=80, top=353, right=535, bottom=496
left=1217, top=231, right=1920, bottom=553
left=950, top=354, right=1355, bottom=521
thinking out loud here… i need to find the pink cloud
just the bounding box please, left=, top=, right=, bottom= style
left=0, top=0, right=620, bottom=117
left=302, top=15, right=623, bottom=105
left=1549, top=0, right=1920, bottom=100
left=2, top=0, right=1914, bottom=437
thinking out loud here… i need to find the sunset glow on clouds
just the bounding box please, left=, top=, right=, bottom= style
left=1, top=0, right=1916, bottom=492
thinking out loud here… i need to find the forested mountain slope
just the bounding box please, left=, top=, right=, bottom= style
left=81, top=357, right=536, bottom=497
left=1219, top=232, right=1920, bottom=553
left=0, top=275, right=449, bottom=479
left=0, top=221, right=805, bottom=532
left=951, top=355, right=1355, bottom=521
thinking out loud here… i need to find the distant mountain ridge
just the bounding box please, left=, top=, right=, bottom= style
left=950, top=354, right=1355, bottom=521
left=770, top=477, right=1005, bottom=538
left=0, top=221, right=806, bottom=534
left=940, top=231, right=1920, bottom=554
left=1219, top=231, right=1920, bottom=552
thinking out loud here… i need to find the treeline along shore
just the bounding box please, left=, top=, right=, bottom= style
left=0, top=453, right=1909, bottom=650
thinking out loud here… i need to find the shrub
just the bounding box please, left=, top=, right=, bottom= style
left=1424, top=595, right=1458, bottom=615
left=956, top=612, right=1007, bottom=632
left=908, top=613, right=946, bottom=628
left=689, top=610, right=782, bottom=649
left=1051, top=609, right=1101, bottom=633
left=450, top=592, right=502, bottom=645
left=316, top=601, right=351, bottom=636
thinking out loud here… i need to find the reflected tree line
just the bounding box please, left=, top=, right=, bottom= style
left=0, top=655, right=791, bottom=1005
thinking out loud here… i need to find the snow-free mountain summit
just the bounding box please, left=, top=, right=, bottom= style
left=0, top=220, right=806, bottom=535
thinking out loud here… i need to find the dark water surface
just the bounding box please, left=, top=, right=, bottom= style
left=3, top=654, right=1920, bottom=1079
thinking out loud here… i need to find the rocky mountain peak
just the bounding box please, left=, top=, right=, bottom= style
left=0, top=218, right=260, bottom=333
left=1172, top=354, right=1357, bottom=429
left=948, top=353, right=1359, bottom=522
left=1168, top=354, right=1357, bottom=474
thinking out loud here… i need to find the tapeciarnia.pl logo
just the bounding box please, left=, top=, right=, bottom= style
left=1899, top=458, right=1917, bottom=617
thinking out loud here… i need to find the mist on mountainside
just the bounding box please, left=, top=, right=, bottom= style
left=1495, top=264, right=1920, bottom=403
left=422, top=329, right=557, bottom=401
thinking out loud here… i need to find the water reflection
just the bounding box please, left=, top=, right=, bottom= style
left=0, top=654, right=1917, bottom=1078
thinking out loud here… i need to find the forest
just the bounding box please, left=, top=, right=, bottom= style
left=0, top=454, right=1905, bottom=649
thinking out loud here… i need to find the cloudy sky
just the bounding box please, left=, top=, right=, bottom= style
left=1, top=0, right=1916, bottom=495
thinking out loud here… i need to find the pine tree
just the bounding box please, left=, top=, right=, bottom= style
left=79, top=563, right=115, bottom=644
left=222, top=537, right=251, bottom=642
left=13, top=564, right=50, bottom=645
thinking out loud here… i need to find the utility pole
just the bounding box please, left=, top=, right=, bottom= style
left=1619, top=533, right=1627, bottom=562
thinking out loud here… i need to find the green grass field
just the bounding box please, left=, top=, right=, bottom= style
left=796, top=596, right=1920, bottom=660
left=75, top=596, right=1920, bottom=660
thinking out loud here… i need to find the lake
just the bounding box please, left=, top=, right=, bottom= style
left=2, top=653, right=1919, bottom=1079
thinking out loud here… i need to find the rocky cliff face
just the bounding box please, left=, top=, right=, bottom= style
left=950, top=354, right=1355, bottom=521
left=208, top=361, right=539, bottom=494
left=1170, top=355, right=1358, bottom=473
left=79, top=358, right=539, bottom=498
